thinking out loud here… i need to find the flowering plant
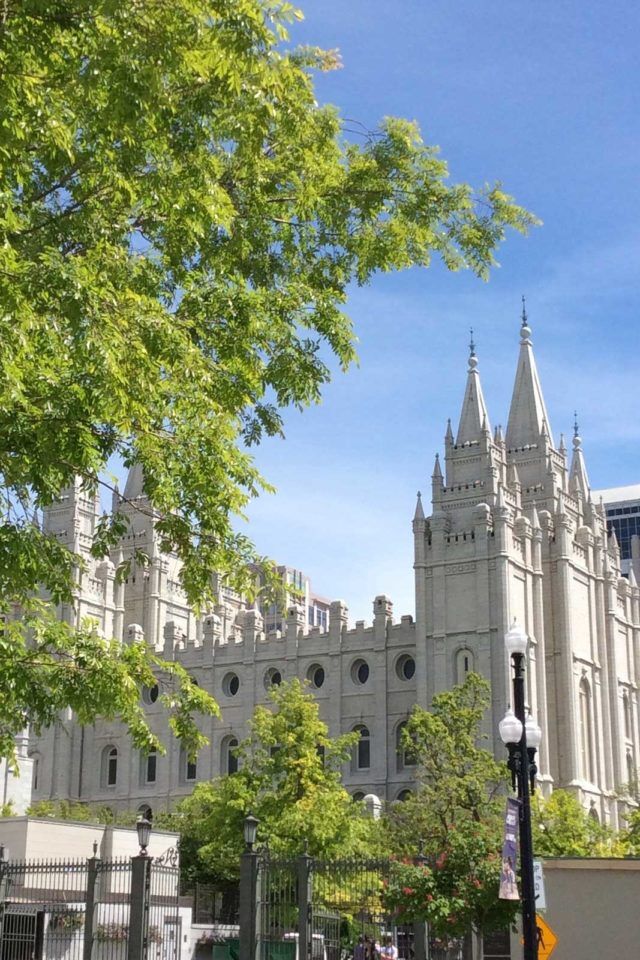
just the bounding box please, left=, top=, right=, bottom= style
left=383, top=823, right=518, bottom=941
left=95, top=924, right=128, bottom=943
left=49, top=910, right=85, bottom=932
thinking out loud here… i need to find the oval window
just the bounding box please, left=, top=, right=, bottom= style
left=142, top=684, right=159, bottom=705
left=351, top=659, right=369, bottom=685
left=264, top=667, right=282, bottom=689
left=222, top=673, right=240, bottom=697
left=396, top=655, right=416, bottom=681
left=307, top=664, right=325, bottom=689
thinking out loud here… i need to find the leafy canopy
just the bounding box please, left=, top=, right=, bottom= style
left=169, top=679, right=372, bottom=885
left=0, top=0, right=534, bottom=759
left=531, top=790, right=625, bottom=858
left=382, top=674, right=518, bottom=941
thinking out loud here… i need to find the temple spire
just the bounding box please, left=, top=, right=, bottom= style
left=455, top=333, right=491, bottom=445
left=505, top=303, right=554, bottom=449
left=569, top=413, right=590, bottom=497
left=123, top=461, right=145, bottom=500
left=413, top=491, right=425, bottom=521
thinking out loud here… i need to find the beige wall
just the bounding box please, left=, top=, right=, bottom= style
left=0, top=817, right=178, bottom=862
left=531, top=858, right=640, bottom=960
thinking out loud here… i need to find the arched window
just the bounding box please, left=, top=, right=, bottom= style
left=352, top=725, right=370, bottom=771
left=396, top=789, right=412, bottom=802
left=140, top=750, right=157, bottom=786
left=138, top=804, right=153, bottom=822
left=396, top=721, right=417, bottom=771
left=579, top=679, right=594, bottom=783
left=455, top=648, right=474, bottom=685
left=627, top=752, right=635, bottom=791
left=352, top=792, right=366, bottom=803
left=29, top=753, right=40, bottom=792
left=101, top=746, right=118, bottom=788
left=623, top=692, right=632, bottom=741
left=179, top=745, right=197, bottom=783
left=221, top=736, right=239, bottom=776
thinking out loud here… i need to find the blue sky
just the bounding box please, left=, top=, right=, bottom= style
left=238, top=0, right=640, bottom=623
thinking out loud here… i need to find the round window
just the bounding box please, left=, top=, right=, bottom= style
left=142, top=684, right=159, bottom=705
left=351, top=659, right=369, bottom=685
left=264, top=667, right=282, bottom=689
left=396, top=654, right=416, bottom=681
left=223, top=672, right=240, bottom=697
left=307, top=664, right=325, bottom=689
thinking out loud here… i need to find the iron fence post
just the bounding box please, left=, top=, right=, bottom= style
left=239, top=850, right=260, bottom=960
left=83, top=846, right=101, bottom=960
left=128, top=854, right=152, bottom=960
left=297, top=852, right=313, bottom=960
left=0, top=845, right=7, bottom=949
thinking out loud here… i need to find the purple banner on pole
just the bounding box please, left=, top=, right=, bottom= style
left=498, top=797, right=520, bottom=900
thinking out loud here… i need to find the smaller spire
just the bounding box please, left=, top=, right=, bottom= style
left=529, top=499, right=541, bottom=531
left=559, top=433, right=567, bottom=456
left=445, top=418, right=454, bottom=445
left=609, top=527, right=620, bottom=556
left=432, top=452, right=443, bottom=479
left=629, top=565, right=638, bottom=590
left=540, top=417, right=550, bottom=444
left=413, top=491, right=425, bottom=521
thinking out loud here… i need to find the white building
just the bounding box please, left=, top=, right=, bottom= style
left=29, top=313, right=640, bottom=827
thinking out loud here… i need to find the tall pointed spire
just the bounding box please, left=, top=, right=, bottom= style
left=123, top=461, right=145, bottom=500
left=413, top=491, right=425, bottom=521
left=505, top=303, right=553, bottom=449
left=455, top=330, right=491, bottom=445
left=569, top=412, right=590, bottom=497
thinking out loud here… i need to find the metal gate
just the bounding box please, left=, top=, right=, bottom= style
left=0, top=854, right=180, bottom=960
left=253, top=855, right=472, bottom=960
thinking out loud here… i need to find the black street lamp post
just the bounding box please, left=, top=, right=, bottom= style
left=499, top=622, right=542, bottom=960
left=239, top=814, right=261, bottom=960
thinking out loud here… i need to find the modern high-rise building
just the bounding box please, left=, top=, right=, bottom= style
left=594, top=484, right=640, bottom=578
left=26, top=310, right=640, bottom=829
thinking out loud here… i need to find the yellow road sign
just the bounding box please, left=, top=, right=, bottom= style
left=536, top=917, right=558, bottom=960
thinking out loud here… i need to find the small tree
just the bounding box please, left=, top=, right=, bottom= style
left=382, top=674, right=518, bottom=950
left=172, top=679, right=372, bottom=886
left=531, top=790, right=624, bottom=857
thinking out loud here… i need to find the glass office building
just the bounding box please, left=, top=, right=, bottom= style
left=595, top=484, right=640, bottom=576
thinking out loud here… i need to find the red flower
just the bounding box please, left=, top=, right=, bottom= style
left=435, top=852, right=447, bottom=870
left=472, top=879, right=482, bottom=889
left=425, top=894, right=433, bottom=903
left=402, top=887, right=415, bottom=896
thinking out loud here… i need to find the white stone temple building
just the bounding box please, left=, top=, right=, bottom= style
left=28, top=312, right=640, bottom=827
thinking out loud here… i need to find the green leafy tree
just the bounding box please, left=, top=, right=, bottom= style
left=170, top=679, right=372, bottom=886
left=0, top=0, right=535, bottom=762
left=381, top=674, right=518, bottom=949
left=532, top=790, right=624, bottom=857
left=26, top=799, right=138, bottom=826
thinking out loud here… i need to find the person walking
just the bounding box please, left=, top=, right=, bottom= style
left=379, top=935, right=398, bottom=960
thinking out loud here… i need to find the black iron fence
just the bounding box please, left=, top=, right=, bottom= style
left=237, top=853, right=472, bottom=960
left=0, top=854, right=180, bottom=960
